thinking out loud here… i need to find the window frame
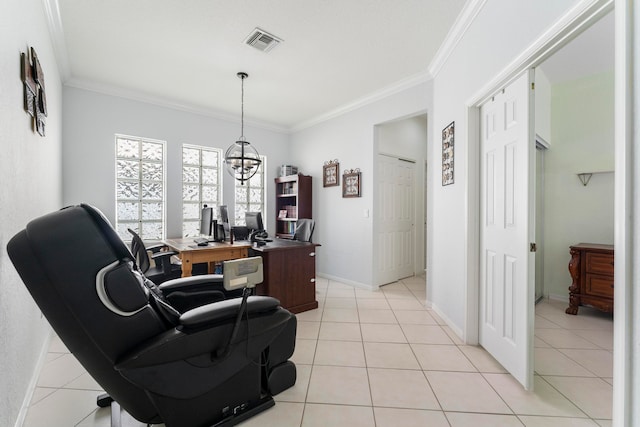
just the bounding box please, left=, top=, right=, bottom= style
left=181, top=144, right=224, bottom=237
left=234, top=156, right=267, bottom=226
left=115, top=134, right=167, bottom=241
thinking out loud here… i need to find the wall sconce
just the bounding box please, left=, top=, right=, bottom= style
left=576, top=171, right=614, bottom=186
left=577, top=173, right=592, bottom=186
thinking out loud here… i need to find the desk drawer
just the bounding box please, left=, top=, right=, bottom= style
left=586, top=273, right=614, bottom=298
left=586, top=253, right=614, bottom=275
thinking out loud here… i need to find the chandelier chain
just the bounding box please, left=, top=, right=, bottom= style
left=240, top=74, right=245, bottom=140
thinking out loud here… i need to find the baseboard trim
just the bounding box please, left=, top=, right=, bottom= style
left=316, top=273, right=378, bottom=291
left=429, top=302, right=464, bottom=342
left=15, top=328, right=52, bottom=427
left=548, top=293, right=570, bottom=303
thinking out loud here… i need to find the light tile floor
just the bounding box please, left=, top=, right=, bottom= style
left=23, top=276, right=614, bottom=426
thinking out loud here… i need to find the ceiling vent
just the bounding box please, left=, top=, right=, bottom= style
left=244, top=28, right=283, bottom=52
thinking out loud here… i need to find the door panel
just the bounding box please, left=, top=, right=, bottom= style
left=480, top=71, right=535, bottom=390
left=376, top=155, right=415, bottom=284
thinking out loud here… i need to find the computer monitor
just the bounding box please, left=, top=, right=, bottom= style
left=245, top=211, right=264, bottom=233
left=200, top=206, right=213, bottom=236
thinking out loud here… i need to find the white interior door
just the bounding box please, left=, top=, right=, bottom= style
left=479, top=70, right=535, bottom=390
left=376, top=154, right=415, bottom=285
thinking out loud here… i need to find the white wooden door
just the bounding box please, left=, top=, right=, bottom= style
left=376, top=154, right=415, bottom=285
left=479, top=71, right=535, bottom=390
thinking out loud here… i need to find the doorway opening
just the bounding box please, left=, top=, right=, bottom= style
left=466, top=3, right=615, bottom=392
left=373, top=114, right=427, bottom=287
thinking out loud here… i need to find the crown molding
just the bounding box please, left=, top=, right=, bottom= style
left=428, top=0, right=487, bottom=79
left=292, top=0, right=487, bottom=132
left=467, top=0, right=613, bottom=107
left=42, top=0, right=71, bottom=81
left=43, top=0, right=484, bottom=134
left=64, top=78, right=290, bottom=134
left=291, top=71, right=432, bottom=133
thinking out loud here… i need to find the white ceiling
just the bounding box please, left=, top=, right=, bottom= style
left=53, top=0, right=467, bottom=131
left=50, top=1, right=614, bottom=132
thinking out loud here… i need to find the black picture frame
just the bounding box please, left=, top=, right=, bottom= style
left=442, top=121, right=454, bottom=186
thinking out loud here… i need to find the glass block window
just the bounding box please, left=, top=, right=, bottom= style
left=182, top=145, right=222, bottom=237
left=115, top=135, right=165, bottom=241
left=234, top=156, right=266, bottom=226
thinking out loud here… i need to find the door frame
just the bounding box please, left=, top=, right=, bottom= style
left=534, top=139, right=549, bottom=303
left=373, top=113, right=428, bottom=286
left=463, top=0, right=614, bottom=344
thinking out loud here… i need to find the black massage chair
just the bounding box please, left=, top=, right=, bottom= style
left=7, top=204, right=297, bottom=427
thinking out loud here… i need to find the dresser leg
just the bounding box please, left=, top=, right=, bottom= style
left=565, top=294, right=580, bottom=315
left=566, top=247, right=581, bottom=315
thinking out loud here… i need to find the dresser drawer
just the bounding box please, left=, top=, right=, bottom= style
left=586, top=273, right=614, bottom=298
left=586, top=253, right=614, bottom=275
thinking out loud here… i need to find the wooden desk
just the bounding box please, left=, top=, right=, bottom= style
left=163, top=238, right=250, bottom=277
left=250, top=239, right=319, bottom=314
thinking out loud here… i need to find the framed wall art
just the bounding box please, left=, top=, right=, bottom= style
left=442, top=121, right=454, bottom=186
left=323, top=159, right=339, bottom=187
left=342, top=168, right=361, bottom=198
left=21, top=47, right=47, bottom=137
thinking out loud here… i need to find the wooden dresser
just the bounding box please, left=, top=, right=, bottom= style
left=566, top=243, right=614, bottom=315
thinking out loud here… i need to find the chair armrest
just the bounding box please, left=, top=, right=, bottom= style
left=179, top=296, right=280, bottom=328
left=150, top=250, right=178, bottom=260
left=160, top=274, right=229, bottom=312
left=145, top=243, right=167, bottom=253
left=160, top=274, right=223, bottom=291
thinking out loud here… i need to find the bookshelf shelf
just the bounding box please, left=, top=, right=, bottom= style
left=275, top=173, right=312, bottom=239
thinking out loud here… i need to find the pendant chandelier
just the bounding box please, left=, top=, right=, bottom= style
left=224, top=72, right=262, bottom=185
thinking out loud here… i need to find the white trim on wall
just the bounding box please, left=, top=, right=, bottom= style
left=467, top=0, right=614, bottom=108
left=64, top=79, right=289, bottom=134
left=316, top=273, right=377, bottom=291
left=291, top=73, right=432, bottom=133
left=42, top=0, right=70, bottom=80
left=13, top=331, right=52, bottom=427
left=612, top=1, right=636, bottom=424
left=428, top=0, right=488, bottom=78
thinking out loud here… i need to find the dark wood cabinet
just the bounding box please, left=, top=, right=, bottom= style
left=251, top=239, right=319, bottom=314
left=566, top=243, right=614, bottom=315
left=275, top=174, right=312, bottom=239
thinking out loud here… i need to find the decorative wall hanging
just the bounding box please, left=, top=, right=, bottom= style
left=342, top=168, right=361, bottom=198
left=323, top=159, right=340, bottom=187
left=442, top=121, right=455, bottom=186
left=21, top=47, right=47, bottom=136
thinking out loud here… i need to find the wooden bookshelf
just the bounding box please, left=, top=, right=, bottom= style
left=275, top=173, right=312, bottom=239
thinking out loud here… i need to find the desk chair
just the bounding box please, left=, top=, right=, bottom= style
left=7, top=204, right=297, bottom=427
left=127, top=228, right=242, bottom=310
left=293, top=218, right=315, bottom=242
left=231, top=226, right=250, bottom=241
left=127, top=228, right=182, bottom=284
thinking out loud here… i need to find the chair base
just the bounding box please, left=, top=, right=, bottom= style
left=100, top=393, right=275, bottom=427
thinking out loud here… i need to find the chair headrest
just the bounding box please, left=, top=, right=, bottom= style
left=80, top=203, right=134, bottom=262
